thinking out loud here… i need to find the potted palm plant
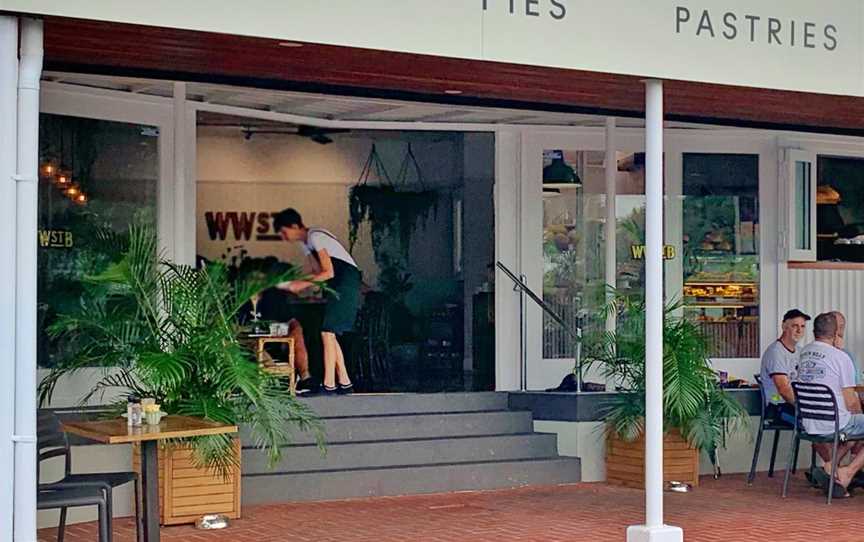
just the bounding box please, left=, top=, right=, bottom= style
left=584, top=292, right=747, bottom=488
left=39, top=223, right=324, bottom=523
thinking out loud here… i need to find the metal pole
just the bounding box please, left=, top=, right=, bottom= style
left=627, top=79, right=683, bottom=542
left=644, top=78, right=665, bottom=530
left=14, top=17, right=43, bottom=542
left=0, top=16, right=19, bottom=542
left=519, top=274, right=527, bottom=391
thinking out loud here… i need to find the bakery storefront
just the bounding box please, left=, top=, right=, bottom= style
left=5, top=1, right=864, bottom=541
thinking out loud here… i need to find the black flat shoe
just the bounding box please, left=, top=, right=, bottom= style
left=337, top=383, right=354, bottom=395
left=321, top=385, right=338, bottom=396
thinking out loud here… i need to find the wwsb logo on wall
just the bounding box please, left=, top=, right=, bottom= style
left=204, top=211, right=281, bottom=242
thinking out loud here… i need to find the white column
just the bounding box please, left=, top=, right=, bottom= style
left=494, top=129, right=522, bottom=391
left=0, top=16, right=19, bottom=542
left=604, top=117, right=617, bottom=332
left=172, top=82, right=188, bottom=263
left=14, top=17, right=43, bottom=542
left=627, top=80, right=683, bottom=542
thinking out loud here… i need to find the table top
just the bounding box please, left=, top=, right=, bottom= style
left=62, top=415, right=238, bottom=445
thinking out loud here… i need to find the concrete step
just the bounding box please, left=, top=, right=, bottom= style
left=298, top=392, right=510, bottom=418
left=243, top=433, right=559, bottom=474
left=242, top=457, right=582, bottom=504
left=239, top=410, right=535, bottom=445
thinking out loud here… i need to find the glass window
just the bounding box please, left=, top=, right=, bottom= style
left=816, top=156, right=864, bottom=262
left=682, top=153, right=759, bottom=358
left=542, top=150, right=605, bottom=359
left=37, top=113, right=159, bottom=368
left=796, top=161, right=812, bottom=251
left=614, top=152, right=647, bottom=298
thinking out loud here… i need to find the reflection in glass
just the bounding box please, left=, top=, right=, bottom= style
left=795, top=161, right=811, bottom=251
left=37, top=114, right=159, bottom=368
left=682, top=153, right=759, bottom=359
left=542, top=150, right=604, bottom=359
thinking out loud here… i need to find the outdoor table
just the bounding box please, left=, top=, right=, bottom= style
left=62, top=415, right=238, bottom=542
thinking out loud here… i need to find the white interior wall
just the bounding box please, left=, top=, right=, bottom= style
left=196, top=128, right=461, bottom=306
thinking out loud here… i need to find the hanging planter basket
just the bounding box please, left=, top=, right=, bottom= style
left=348, top=143, right=439, bottom=256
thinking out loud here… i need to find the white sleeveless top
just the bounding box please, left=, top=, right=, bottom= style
left=301, top=228, right=358, bottom=268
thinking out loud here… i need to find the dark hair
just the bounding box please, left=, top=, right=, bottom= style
left=273, top=208, right=304, bottom=231
left=813, top=312, right=838, bottom=340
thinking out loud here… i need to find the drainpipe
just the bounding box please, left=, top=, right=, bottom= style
left=0, top=15, right=19, bottom=542
left=14, top=17, right=43, bottom=542
left=626, top=80, right=682, bottom=542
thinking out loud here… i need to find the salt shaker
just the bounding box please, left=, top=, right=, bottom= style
left=127, top=395, right=143, bottom=427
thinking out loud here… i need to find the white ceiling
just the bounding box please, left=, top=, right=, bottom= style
left=43, top=71, right=716, bottom=130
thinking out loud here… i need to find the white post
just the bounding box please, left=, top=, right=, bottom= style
left=173, top=81, right=192, bottom=265
left=0, top=16, right=19, bottom=542
left=604, top=117, right=617, bottom=330
left=14, top=17, right=43, bottom=542
left=627, top=80, right=682, bottom=542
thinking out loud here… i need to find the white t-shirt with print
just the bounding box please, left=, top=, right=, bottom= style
left=796, top=341, right=856, bottom=435
left=301, top=228, right=357, bottom=268
left=759, top=340, right=798, bottom=405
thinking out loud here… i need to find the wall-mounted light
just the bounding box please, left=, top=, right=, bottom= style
left=444, top=89, right=463, bottom=95
left=278, top=41, right=304, bottom=48
left=40, top=161, right=57, bottom=178
left=65, top=185, right=79, bottom=197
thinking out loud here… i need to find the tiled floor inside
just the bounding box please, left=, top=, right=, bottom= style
left=38, top=472, right=864, bottom=542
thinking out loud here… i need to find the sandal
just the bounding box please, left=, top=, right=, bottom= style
left=826, top=482, right=851, bottom=499
left=809, top=467, right=830, bottom=489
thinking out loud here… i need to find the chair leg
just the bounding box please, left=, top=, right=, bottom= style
left=98, top=498, right=111, bottom=542
left=810, top=445, right=816, bottom=481
left=828, top=438, right=840, bottom=505
left=104, top=487, right=113, bottom=542
left=782, top=434, right=798, bottom=498
left=57, top=507, right=67, bottom=542
left=768, top=430, right=781, bottom=477
left=747, top=425, right=765, bottom=485
left=792, top=434, right=801, bottom=474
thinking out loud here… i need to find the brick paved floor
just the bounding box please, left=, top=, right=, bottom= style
left=37, top=472, right=864, bottom=542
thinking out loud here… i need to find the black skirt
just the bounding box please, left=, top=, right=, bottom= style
left=322, top=258, right=361, bottom=334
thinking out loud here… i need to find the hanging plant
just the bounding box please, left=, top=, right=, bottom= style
left=348, top=143, right=439, bottom=259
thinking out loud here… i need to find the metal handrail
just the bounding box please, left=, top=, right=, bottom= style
left=496, top=261, right=583, bottom=391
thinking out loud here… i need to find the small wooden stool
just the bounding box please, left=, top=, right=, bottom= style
left=253, top=336, right=296, bottom=395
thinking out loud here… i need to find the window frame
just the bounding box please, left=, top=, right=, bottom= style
left=783, top=148, right=818, bottom=262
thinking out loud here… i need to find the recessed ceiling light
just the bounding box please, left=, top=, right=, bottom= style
left=278, top=41, right=304, bottom=48
left=444, top=89, right=463, bottom=95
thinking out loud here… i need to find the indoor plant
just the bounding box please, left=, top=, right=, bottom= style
left=584, top=291, right=747, bottom=487
left=39, top=223, right=324, bottom=479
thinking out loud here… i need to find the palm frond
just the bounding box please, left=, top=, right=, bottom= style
left=40, top=223, right=325, bottom=472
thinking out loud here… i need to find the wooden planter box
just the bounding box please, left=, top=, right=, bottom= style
left=606, top=429, right=699, bottom=489
left=132, top=439, right=241, bottom=526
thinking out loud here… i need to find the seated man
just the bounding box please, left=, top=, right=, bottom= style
left=833, top=311, right=862, bottom=384
left=246, top=287, right=318, bottom=394
left=759, top=309, right=810, bottom=425
left=798, top=312, right=864, bottom=493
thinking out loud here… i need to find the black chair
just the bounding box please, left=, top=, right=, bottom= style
left=37, top=410, right=141, bottom=542
left=782, top=382, right=864, bottom=504
left=747, top=374, right=808, bottom=484
left=38, top=486, right=112, bottom=542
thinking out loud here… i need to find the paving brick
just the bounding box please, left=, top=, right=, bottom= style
left=36, top=472, right=864, bottom=542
